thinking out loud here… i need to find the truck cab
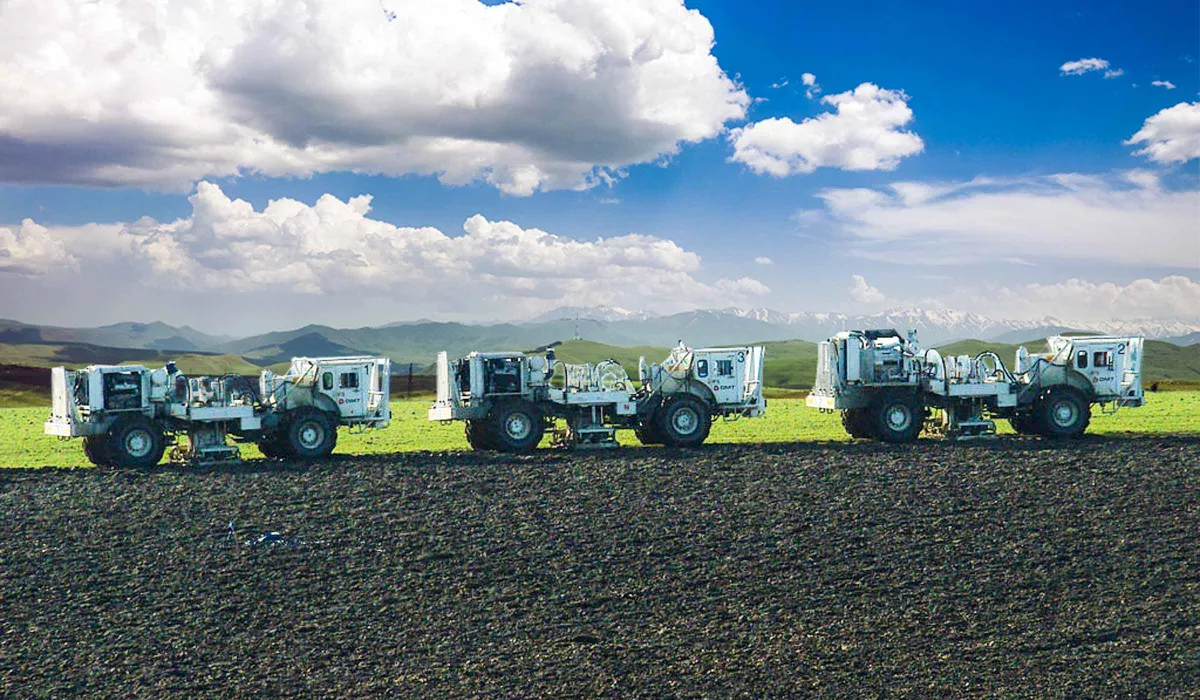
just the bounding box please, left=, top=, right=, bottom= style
left=1036, top=336, right=1144, bottom=407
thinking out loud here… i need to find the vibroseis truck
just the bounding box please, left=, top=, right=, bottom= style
left=429, top=343, right=766, bottom=451
left=806, top=330, right=1145, bottom=441
left=44, top=356, right=391, bottom=467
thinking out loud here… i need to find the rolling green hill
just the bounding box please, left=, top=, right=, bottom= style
left=222, top=321, right=635, bottom=366
left=0, top=319, right=229, bottom=351
left=546, top=340, right=670, bottom=377
left=0, top=343, right=266, bottom=375
left=757, top=340, right=820, bottom=389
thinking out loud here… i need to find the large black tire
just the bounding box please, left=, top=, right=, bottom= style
left=656, top=395, right=711, bottom=448
left=868, top=391, right=923, bottom=444
left=635, top=423, right=663, bottom=446
left=83, top=435, right=113, bottom=467
left=286, top=408, right=337, bottom=459
left=465, top=420, right=498, bottom=451
left=258, top=435, right=287, bottom=460
left=841, top=408, right=874, bottom=439
left=488, top=402, right=544, bottom=453
left=1035, top=387, right=1091, bottom=439
left=1009, top=412, right=1039, bottom=436
left=107, top=418, right=165, bottom=469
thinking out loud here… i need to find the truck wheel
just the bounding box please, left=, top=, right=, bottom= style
left=1035, top=388, right=1090, bottom=439
left=1009, top=413, right=1039, bottom=436
left=464, top=420, right=497, bottom=451
left=286, top=408, right=336, bottom=459
left=869, top=392, right=923, bottom=444
left=657, top=396, right=711, bottom=448
left=489, top=402, right=544, bottom=453
left=841, top=408, right=874, bottom=439
left=83, top=436, right=113, bottom=467
left=635, top=423, right=663, bottom=446
left=107, top=418, right=165, bottom=469
left=258, top=436, right=287, bottom=460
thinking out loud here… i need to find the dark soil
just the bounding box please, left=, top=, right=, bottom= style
left=2, top=437, right=1197, bottom=698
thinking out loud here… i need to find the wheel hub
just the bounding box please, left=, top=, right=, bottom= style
left=299, top=423, right=324, bottom=449
left=505, top=413, right=531, bottom=440
left=1052, top=400, right=1077, bottom=427
left=125, top=429, right=152, bottom=458
left=885, top=405, right=912, bottom=431
left=672, top=407, right=698, bottom=435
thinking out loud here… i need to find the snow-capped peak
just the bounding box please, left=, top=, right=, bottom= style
left=530, top=305, right=659, bottom=323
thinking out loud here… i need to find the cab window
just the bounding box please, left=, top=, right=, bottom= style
left=340, top=372, right=359, bottom=389
left=1093, top=351, right=1111, bottom=368
left=1076, top=351, right=1088, bottom=369
left=322, top=372, right=334, bottom=390
left=717, top=359, right=734, bottom=376
left=696, top=359, right=708, bottom=378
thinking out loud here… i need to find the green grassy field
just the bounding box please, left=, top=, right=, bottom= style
left=3, top=393, right=1196, bottom=469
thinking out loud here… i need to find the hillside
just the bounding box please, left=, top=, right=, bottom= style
left=756, top=340, right=820, bottom=390
left=222, top=321, right=624, bottom=366
left=0, top=319, right=229, bottom=351
left=240, top=332, right=366, bottom=365
left=546, top=340, right=670, bottom=378
left=0, top=343, right=266, bottom=375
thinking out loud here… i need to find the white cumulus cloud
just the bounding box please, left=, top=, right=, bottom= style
left=728, top=83, right=924, bottom=176
left=801, top=72, right=821, bottom=98
left=848, top=274, right=885, bottom=304
left=0, top=220, right=77, bottom=275
left=754, top=256, right=774, bottom=265
left=0, top=182, right=770, bottom=320
left=715, top=277, right=771, bottom=296
left=815, top=172, right=1200, bottom=268
left=0, top=0, right=748, bottom=195
left=1060, top=58, right=1110, bottom=75
left=1103, top=68, right=1125, bottom=79
left=983, top=276, right=1200, bottom=322
left=1151, top=80, right=1177, bottom=89
left=1126, top=102, right=1200, bottom=164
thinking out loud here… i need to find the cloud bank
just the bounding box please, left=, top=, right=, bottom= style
left=0, top=182, right=769, bottom=321
left=0, top=0, right=748, bottom=195
left=805, top=171, right=1199, bottom=268
left=982, top=276, right=1200, bottom=322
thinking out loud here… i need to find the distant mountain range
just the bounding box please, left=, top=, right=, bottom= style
left=0, top=319, right=232, bottom=352
left=1, top=307, right=1197, bottom=368
left=531, top=306, right=1200, bottom=346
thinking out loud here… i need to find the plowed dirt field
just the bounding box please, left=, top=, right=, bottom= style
left=2, top=437, right=1197, bottom=697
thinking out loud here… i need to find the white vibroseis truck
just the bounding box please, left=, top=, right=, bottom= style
left=44, top=356, right=391, bottom=467
left=429, top=343, right=766, bottom=451
left=806, top=330, right=1145, bottom=441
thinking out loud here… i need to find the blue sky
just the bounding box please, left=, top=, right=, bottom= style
left=0, top=0, right=1196, bottom=334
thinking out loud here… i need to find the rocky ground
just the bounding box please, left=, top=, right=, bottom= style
left=2, top=436, right=1197, bottom=697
